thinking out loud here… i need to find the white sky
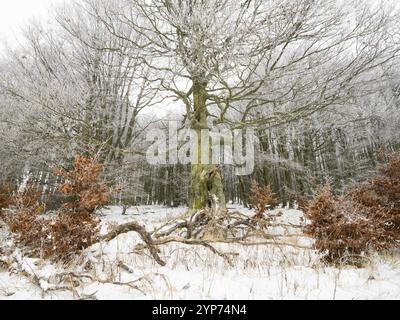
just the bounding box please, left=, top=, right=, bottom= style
left=0, top=0, right=395, bottom=40
left=0, top=0, right=65, bottom=44
left=0, top=0, right=396, bottom=48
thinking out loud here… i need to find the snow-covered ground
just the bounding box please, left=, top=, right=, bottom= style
left=0, top=205, right=399, bottom=300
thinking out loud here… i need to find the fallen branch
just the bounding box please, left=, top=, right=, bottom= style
left=150, top=236, right=312, bottom=251
left=101, top=222, right=166, bottom=266
left=153, top=221, right=189, bottom=239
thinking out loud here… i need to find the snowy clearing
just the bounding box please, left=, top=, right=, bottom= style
left=0, top=205, right=399, bottom=300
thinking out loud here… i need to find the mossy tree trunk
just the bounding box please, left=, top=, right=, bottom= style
left=189, top=79, right=226, bottom=211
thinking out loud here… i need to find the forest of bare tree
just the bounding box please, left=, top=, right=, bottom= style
left=0, top=0, right=399, bottom=301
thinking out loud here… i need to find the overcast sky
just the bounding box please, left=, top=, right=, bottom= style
left=0, top=0, right=396, bottom=44
left=0, top=0, right=65, bottom=44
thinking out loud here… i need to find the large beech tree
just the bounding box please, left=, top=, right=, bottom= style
left=87, top=0, right=399, bottom=210
left=2, top=0, right=399, bottom=210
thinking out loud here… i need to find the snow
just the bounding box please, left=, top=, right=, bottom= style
left=1, top=205, right=399, bottom=300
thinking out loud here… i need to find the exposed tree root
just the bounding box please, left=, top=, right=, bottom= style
left=101, top=222, right=166, bottom=266
left=101, top=208, right=310, bottom=267
left=1, top=207, right=309, bottom=292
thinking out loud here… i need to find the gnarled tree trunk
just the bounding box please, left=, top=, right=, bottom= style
left=189, top=79, right=226, bottom=211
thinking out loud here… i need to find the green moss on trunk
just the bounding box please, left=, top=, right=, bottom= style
left=189, top=79, right=226, bottom=211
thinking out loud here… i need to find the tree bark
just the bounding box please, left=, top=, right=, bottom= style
left=189, top=79, right=226, bottom=211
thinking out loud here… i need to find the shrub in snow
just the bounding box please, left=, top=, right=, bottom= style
left=5, top=155, right=114, bottom=260
left=249, top=182, right=278, bottom=219
left=305, top=153, right=400, bottom=264
left=52, top=154, right=113, bottom=215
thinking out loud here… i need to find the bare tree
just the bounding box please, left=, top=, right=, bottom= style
left=0, top=2, right=161, bottom=180
left=85, top=0, right=399, bottom=211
